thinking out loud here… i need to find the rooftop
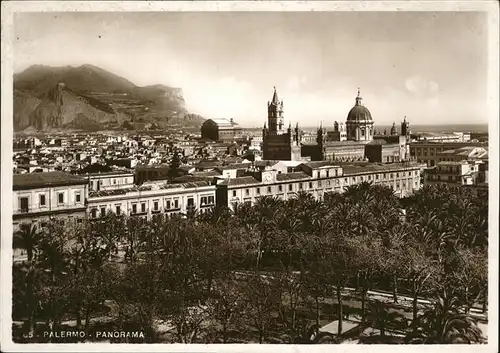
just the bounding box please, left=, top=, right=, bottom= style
left=342, top=162, right=423, bottom=175
left=218, top=176, right=260, bottom=187
left=276, top=172, right=310, bottom=181
left=299, top=161, right=340, bottom=169
left=89, top=180, right=211, bottom=198
left=13, top=172, right=88, bottom=190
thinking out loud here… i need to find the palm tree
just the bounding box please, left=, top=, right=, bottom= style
left=13, top=223, right=42, bottom=336
left=14, top=223, right=42, bottom=262
left=406, top=290, right=485, bottom=344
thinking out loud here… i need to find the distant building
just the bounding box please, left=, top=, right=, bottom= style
left=303, top=92, right=411, bottom=163
left=13, top=172, right=88, bottom=230
left=262, top=87, right=302, bottom=161
left=424, top=146, right=488, bottom=186
left=201, top=118, right=243, bottom=142
left=409, top=141, right=486, bottom=167
left=425, top=161, right=481, bottom=185
left=88, top=170, right=135, bottom=191
left=345, top=88, right=374, bottom=142
left=134, top=165, right=172, bottom=185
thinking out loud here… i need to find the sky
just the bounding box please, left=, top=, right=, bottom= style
left=14, top=11, right=489, bottom=127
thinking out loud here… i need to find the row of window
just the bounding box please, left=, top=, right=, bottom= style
left=231, top=171, right=419, bottom=197
left=18, top=191, right=83, bottom=211
left=233, top=176, right=419, bottom=198
left=90, top=195, right=215, bottom=218
left=234, top=180, right=419, bottom=205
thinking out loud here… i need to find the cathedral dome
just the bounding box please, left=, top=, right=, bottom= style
left=347, top=105, right=372, bottom=122
left=346, top=88, right=373, bottom=122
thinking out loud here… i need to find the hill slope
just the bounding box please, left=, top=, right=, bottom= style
left=13, top=64, right=203, bottom=132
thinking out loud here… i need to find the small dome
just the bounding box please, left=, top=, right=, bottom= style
left=346, top=88, right=373, bottom=122
left=347, top=105, right=372, bottom=122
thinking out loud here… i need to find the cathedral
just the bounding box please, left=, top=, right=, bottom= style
left=262, top=87, right=411, bottom=163
left=262, top=87, right=302, bottom=161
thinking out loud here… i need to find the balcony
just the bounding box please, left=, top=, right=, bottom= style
left=13, top=204, right=86, bottom=216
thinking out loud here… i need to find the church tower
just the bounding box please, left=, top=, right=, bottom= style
left=267, top=87, right=285, bottom=135
left=262, top=87, right=301, bottom=161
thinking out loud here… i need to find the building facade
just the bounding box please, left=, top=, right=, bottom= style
left=216, top=161, right=424, bottom=210
left=409, top=141, right=486, bottom=167
left=87, top=181, right=216, bottom=220
left=88, top=170, right=135, bottom=191
left=201, top=118, right=243, bottom=142
left=262, top=87, right=302, bottom=161
left=13, top=172, right=88, bottom=229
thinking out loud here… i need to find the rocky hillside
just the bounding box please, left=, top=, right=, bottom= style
left=13, top=64, right=203, bottom=132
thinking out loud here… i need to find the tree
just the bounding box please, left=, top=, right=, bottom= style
left=205, top=279, right=243, bottom=343
left=406, top=289, right=484, bottom=344
left=13, top=223, right=43, bottom=336
left=168, top=148, right=182, bottom=180
left=364, top=301, right=408, bottom=338
left=241, top=274, right=280, bottom=343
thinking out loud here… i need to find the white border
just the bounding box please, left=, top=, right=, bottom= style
left=1, top=1, right=498, bottom=353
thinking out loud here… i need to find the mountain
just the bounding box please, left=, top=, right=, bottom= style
left=13, top=64, right=204, bottom=132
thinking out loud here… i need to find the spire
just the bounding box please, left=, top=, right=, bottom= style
left=403, top=116, right=407, bottom=122
left=271, top=86, right=279, bottom=105
left=355, top=87, right=363, bottom=106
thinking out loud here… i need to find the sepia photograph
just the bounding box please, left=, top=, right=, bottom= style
left=1, top=1, right=498, bottom=352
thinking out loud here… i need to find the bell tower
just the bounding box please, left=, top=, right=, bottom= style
left=267, top=86, right=285, bottom=135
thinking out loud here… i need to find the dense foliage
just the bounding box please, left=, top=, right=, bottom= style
left=12, top=183, right=488, bottom=344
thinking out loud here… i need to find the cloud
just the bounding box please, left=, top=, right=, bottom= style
left=183, top=76, right=259, bottom=120
left=405, top=75, right=439, bottom=96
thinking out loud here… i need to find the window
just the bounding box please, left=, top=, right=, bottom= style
left=174, top=199, right=179, bottom=208
left=335, top=169, right=339, bottom=177
left=132, top=204, right=137, bottom=214
left=141, top=203, right=146, bottom=213
left=256, top=188, right=260, bottom=194
left=187, top=198, right=194, bottom=207
left=376, top=174, right=379, bottom=180
left=208, top=196, right=215, bottom=204
left=20, top=197, right=29, bottom=212
left=245, top=189, right=249, bottom=195
left=91, top=208, right=98, bottom=218
left=326, top=171, right=330, bottom=178
left=116, top=205, right=121, bottom=215
left=267, top=186, right=272, bottom=193
left=309, top=182, right=313, bottom=189
left=288, top=184, right=293, bottom=191
left=100, top=207, right=106, bottom=217
left=166, top=200, right=171, bottom=209
left=278, top=185, right=283, bottom=192
left=318, top=180, right=322, bottom=187
left=299, top=183, right=303, bottom=190
left=39, top=194, right=46, bottom=207
left=57, top=192, right=64, bottom=204
left=113, top=179, right=117, bottom=185
left=233, top=190, right=237, bottom=197
left=153, top=200, right=159, bottom=211
left=75, top=192, right=81, bottom=203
